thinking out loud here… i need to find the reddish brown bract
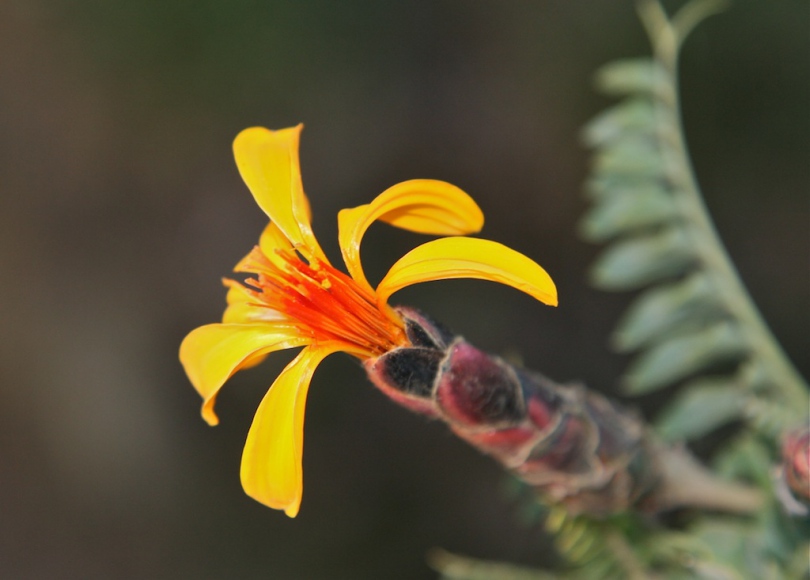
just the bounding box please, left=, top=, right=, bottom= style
left=364, top=307, right=661, bottom=516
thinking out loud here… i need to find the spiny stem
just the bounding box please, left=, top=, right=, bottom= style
left=637, top=0, right=809, bottom=418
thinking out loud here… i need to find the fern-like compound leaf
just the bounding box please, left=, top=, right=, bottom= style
left=582, top=0, right=806, bottom=420
left=577, top=1, right=808, bottom=578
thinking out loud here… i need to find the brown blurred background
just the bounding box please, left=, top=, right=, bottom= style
left=1, top=1, right=807, bottom=578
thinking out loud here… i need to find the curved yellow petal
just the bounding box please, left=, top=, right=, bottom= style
left=376, top=237, right=558, bottom=308
left=233, top=126, right=328, bottom=262
left=220, top=286, right=267, bottom=367
left=179, top=323, right=310, bottom=426
left=337, top=179, right=484, bottom=292
left=222, top=282, right=288, bottom=332
left=233, top=221, right=295, bottom=273
left=258, top=220, right=294, bottom=265
left=240, top=343, right=341, bottom=517
left=222, top=281, right=258, bottom=324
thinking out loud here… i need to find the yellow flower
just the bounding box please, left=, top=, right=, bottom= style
left=179, top=125, right=557, bottom=517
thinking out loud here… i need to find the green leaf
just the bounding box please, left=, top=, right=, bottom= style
left=744, top=396, right=804, bottom=438
left=429, top=549, right=560, bottom=580
left=582, top=98, right=676, bottom=147
left=578, top=187, right=680, bottom=242
left=689, top=519, right=770, bottom=579
left=713, top=435, right=773, bottom=486
left=578, top=556, right=620, bottom=580
left=612, top=273, right=724, bottom=352
left=584, top=175, right=669, bottom=200
left=592, top=136, right=668, bottom=176
left=589, top=227, right=696, bottom=290
left=645, top=531, right=717, bottom=570
left=594, top=58, right=671, bottom=96
left=623, top=321, right=749, bottom=394
left=655, top=378, right=745, bottom=442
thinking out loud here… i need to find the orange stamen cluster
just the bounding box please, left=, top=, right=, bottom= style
left=236, top=246, right=407, bottom=357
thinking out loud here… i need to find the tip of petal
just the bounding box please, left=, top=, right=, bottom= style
left=234, top=124, right=304, bottom=146
left=284, top=502, right=301, bottom=518
left=201, top=403, right=220, bottom=426
left=241, top=476, right=302, bottom=518
left=539, top=284, right=559, bottom=307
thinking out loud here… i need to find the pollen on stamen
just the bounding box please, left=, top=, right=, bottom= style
left=234, top=245, right=408, bottom=357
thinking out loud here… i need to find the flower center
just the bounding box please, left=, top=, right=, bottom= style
left=235, top=246, right=407, bottom=357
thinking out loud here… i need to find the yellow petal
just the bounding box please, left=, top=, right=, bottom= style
left=179, top=323, right=310, bottom=426
left=233, top=126, right=328, bottom=263
left=220, top=284, right=287, bottom=371
left=337, top=179, right=484, bottom=292
left=222, top=282, right=260, bottom=324
left=258, top=220, right=294, bottom=265
left=222, top=290, right=290, bottom=324
left=240, top=343, right=340, bottom=517
left=376, top=237, right=558, bottom=307
left=233, top=222, right=294, bottom=275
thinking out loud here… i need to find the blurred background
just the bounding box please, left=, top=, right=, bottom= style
left=1, top=1, right=807, bottom=578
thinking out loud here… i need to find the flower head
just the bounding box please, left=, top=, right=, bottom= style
left=180, top=125, right=557, bottom=517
